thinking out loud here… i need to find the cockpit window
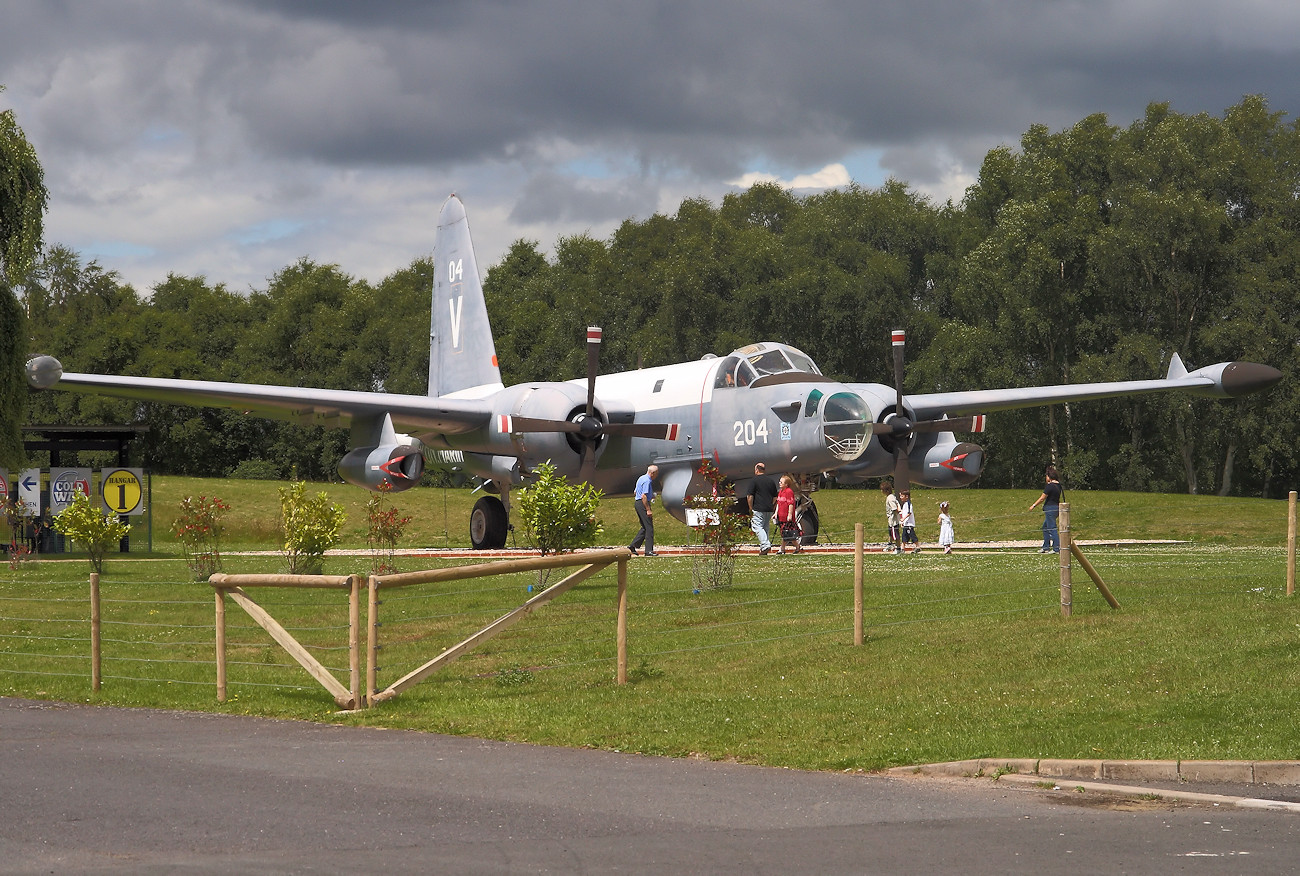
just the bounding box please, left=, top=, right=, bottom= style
left=785, top=349, right=820, bottom=375
left=747, top=349, right=792, bottom=376
left=735, top=360, right=756, bottom=386
left=804, top=388, right=823, bottom=417
left=713, top=356, right=758, bottom=388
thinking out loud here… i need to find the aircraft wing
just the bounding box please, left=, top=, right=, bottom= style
left=901, top=356, right=1282, bottom=420
left=25, top=357, right=491, bottom=436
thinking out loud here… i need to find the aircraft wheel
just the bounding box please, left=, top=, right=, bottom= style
left=798, top=501, right=819, bottom=546
left=470, top=496, right=508, bottom=549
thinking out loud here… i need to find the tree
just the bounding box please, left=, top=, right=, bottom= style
left=0, top=88, right=49, bottom=468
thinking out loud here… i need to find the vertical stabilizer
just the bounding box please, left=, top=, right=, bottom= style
left=429, top=195, right=504, bottom=399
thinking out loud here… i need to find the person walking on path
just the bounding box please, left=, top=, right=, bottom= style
left=629, top=464, right=660, bottom=556
left=742, top=462, right=780, bottom=555
left=937, top=501, right=955, bottom=555
left=776, top=474, right=803, bottom=554
left=1028, top=464, right=1063, bottom=553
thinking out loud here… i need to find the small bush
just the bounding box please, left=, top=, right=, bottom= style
left=228, top=459, right=282, bottom=480
left=52, top=492, right=130, bottom=574
left=515, top=462, right=603, bottom=556
left=279, top=481, right=346, bottom=575
left=365, top=482, right=412, bottom=575
left=170, top=494, right=231, bottom=580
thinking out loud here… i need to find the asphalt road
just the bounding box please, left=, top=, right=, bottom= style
left=3, top=697, right=1297, bottom=874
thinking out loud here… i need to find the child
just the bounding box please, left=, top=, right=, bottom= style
left=898, top=489, right=920, bottom=554
left=937, top=501, right=955, bottom=555
left=881, top=481, right=901, bottom=554
left=776, top=475, right=803, bottom=554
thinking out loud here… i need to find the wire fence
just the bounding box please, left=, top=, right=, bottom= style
left=0, top=533, right=1292, bottom=708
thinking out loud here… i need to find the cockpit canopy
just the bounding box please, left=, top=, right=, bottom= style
left=712, top=343, right=821, bottom=389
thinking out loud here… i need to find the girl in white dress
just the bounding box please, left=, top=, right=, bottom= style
left=937, top=502, right=955, bottom=555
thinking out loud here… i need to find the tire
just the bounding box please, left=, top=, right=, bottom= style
left=470, top=496, right=508, bottom=549
left=798, top=500, right=819, bottom=546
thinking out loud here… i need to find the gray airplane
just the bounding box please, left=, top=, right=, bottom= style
left=25, top=195, right=1283, bottom=548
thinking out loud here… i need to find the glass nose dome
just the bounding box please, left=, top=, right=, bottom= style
left=822, top=392, right=870, bottom=461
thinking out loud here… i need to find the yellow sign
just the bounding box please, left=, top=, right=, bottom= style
left=101, top=468, right=144, bottom=515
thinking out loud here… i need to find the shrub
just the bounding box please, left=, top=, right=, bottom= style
left=169, top=494, right=231, bottom=580
left=365, top=481, right=412, bottom=575
left=685, top=459, right=748, bottom=590
left=515, top=461, right=603, bottom=557
left=278, top=481, right=346, bottom=575
left=52, top=492, right=130, bottom=575
left=228, top=459, right=282, bottom=480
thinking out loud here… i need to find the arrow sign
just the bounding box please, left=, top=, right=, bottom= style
left=18, top=468, right=40, bottom=516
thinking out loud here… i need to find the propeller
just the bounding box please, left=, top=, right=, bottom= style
left=870, top=330, right=986, bottom=494
left=500, top=326, right=681, bottom=476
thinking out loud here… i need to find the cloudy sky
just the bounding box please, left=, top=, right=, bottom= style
left=3, top=0, right=1300, bottom=294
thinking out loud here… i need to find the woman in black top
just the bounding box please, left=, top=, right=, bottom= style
left=1028, top=465, right=1063, bottom=553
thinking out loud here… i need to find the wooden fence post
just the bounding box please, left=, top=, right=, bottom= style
left=1059, top=503, right=1072, bottom=617
left=90, top=572, right=101, bottom=691
left=1288, top=490, right=1296, bottom=597
left=854, top=523, right=864, bottom=646
left=367, top=575, right=379, bottom=706
left=348, top=575, right=361, bottom=709
left=617, top=558, right=628, bottom=684
left=215, top=586, right=226, bottom=702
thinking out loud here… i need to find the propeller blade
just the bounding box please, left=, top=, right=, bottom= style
left=497, top=415, right=581, bottom=434
left=891, top=329, right=905, bottom=415
left=586, top=326, right=601, bottom=417
left=893, top=447, right=910, bottom=496
left=911, top=415, right=987, bottom=434
left=604, top=422, right=682, bottom=440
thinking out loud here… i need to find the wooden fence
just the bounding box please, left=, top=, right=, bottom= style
left=366, top=548, right=631, bottom=705
left=207, top=548, right=630, bottom=710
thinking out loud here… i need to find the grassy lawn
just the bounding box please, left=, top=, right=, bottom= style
left=2, top=479, right=1297, bottom=771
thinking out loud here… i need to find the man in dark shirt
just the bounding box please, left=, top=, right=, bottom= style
left=742, top=462, right=780, bottom=555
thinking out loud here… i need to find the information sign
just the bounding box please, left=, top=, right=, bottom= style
left=49, top=467, right=92, bottom=513
left=18, top=469, right=40, bottom=516
left=101, top=468, right=145, bottom=515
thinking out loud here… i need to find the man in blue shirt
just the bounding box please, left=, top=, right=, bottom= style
left=629, top=464, right=660, bottom=556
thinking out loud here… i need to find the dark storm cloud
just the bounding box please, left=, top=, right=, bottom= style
left=3, top=0, right=1300, bottom=290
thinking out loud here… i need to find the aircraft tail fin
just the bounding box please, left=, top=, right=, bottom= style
left=1166, top=353, right=1188, bottom=380
left=429, top=195, right=504, bottom=399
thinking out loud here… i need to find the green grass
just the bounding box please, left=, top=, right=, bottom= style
left=2, top=479, right=1297, bottom=772
left=101, top=475, right=1299, bottom=553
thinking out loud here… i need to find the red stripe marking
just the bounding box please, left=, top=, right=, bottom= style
left=892, top=330, right=905, bottom=345
left=587, top=327, right=603, bottom=343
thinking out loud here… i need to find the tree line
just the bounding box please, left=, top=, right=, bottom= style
left=7, top=96, right=1299, bottom=496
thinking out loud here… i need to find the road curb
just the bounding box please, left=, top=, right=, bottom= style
left=886, top=759, right=1300, bottom=812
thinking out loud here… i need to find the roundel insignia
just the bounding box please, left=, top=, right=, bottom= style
left=101, top=468, right=144, bottom=515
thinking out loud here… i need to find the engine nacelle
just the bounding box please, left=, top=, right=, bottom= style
left=338, top=441, right=426, bottom=492
left=915, top=441, right=986, bottom=488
